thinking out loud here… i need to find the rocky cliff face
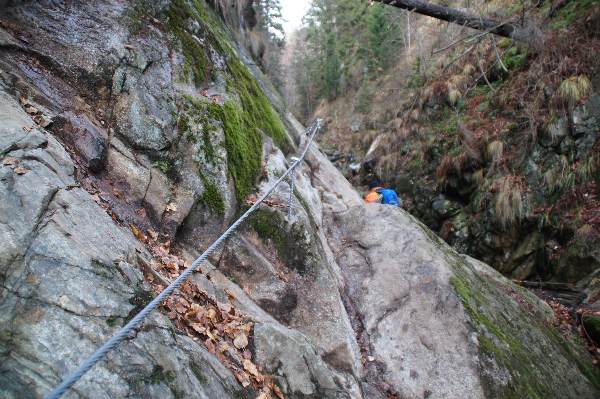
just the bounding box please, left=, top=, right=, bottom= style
left=0, top=1, right=599, bottom=398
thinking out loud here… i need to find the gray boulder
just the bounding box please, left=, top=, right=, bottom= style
left=327, top=204, right=600, bottom=399
left=0, top=88, right=249, bottom=399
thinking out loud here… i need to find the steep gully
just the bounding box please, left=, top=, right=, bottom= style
left=0, top=1, right=599, bottom=398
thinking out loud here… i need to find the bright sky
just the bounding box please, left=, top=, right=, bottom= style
left=280, top=0, right=311, bottom=34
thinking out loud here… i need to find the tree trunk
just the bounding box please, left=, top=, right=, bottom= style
left=373, top=0, right=530, bottom=41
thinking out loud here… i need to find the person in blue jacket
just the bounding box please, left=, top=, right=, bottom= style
left=364, top=179, right=401, bottom=207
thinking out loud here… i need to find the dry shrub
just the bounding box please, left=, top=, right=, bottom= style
left=459, top=122, right=482, bottom=162
left=408, top=108, right=421, bottom=123
left=546, top=154, right=576, bottom=195
left=436, top=155, right=455, bottom=185
left=584, top=6, right=600, bottom=38
left=494, top=175, right=527, bottom=229
left=447, top=85, right=462, bottom=105
left=577, top=153, right=599, bottom=184
left=448, top=74, right=467, bottom=90
left=359, top=129, right=382, bottom=151
left=575, top=224, right=597, bottom=242
left=432, top=81, right=449, bottom=102
left=462, top=64, right=476, bottom=76
left=501, top=18, right=600, bottom=132
left=377, top=152, right=402, bottom=182
left=436, top=153, right=467, bottom=187
left=471, top=169, right=486, bottom=186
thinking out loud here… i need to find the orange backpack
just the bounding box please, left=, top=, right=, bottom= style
left=364, top=189, right=383, bottom=204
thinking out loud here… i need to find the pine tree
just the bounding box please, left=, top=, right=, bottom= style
left=255, top=0, right=285, bottom=44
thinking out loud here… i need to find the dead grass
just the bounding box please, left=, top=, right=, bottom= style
left=494, top=175, right=527, bottom=229
left=487, top=140, right=504, bottom=162
left=554, top=75, right=592, bottom=110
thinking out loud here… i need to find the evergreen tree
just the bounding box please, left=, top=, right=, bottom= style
left=255, top=0, right=285, bottom=44
left=367, top=3, right=404, bottom=71
left=297, top=0, right=404, bottom=101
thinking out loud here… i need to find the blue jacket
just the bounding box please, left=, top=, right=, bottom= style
left=379, top=188, right=401, bottom=207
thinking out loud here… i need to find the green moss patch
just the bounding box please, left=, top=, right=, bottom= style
left=450, top=263, right=600, bottom=397
left=199, top=172, right=225, bottom=215
left=152, top=159, right=172, bottom=174
left=549, top=0, right=600, bottom=29
left=164, top=0, right=292, bottom=201
left=583, top=314, right=600, bottom=343
left=165, top=0, right=212, bottom=86
left=502, top=46, right=528, bottom=71
left=124, top=289, right=155, bottom=325
left=248, top=208, right=321, bottom=275
left=179, top=96, right=219, bottom=165
left=148, top=365, right=176, bottom=385
left=225, top=59, right=291, bottom=153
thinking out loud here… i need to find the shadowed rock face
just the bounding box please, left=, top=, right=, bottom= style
left=0, top=1, right=599, bottom=399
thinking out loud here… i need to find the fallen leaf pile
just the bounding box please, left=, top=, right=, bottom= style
left=19, top=96, right=52, bottom=127
left=130, top=223, right=285, bottom=398
left=2, top=156, right=30, bottom=175
left=549, top=300, right=575, bottom=336
left=548, top=300, right=600, bottom=366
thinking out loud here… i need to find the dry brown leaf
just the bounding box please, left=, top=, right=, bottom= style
left=233, top=333, right=248, bottom=349
left=191, top=323, right=206, bottom=334
left=206, top=338, right=219, bottom=354
left=206, top=329, right=217, bottom=341
left=219, top=342, right=230, bottom=353
left=276, top=270, right=288, bottom=282
left=166, top=310, right=177, bottom=319
left=14, top=166, right=29, bottom=175
left=272, top=384, right=285, bottom=399
left=234, top=371, right=251, bottom=387
left=147, top=229, right=159, bottom=240
left=224, top=288, right=236, bottom=300
left=25, top=105, right=38, bottom=114
left=187, top=303, right=200, bottom=315
left=241, top=323, right=253, bottom=333
left=256, top=391, right=270, bottom=399
left=130, top=225, right=146, bottom=242
left=2, top=157, right=18, bottom=166
left=175, top=302, right=188, bottom=314
left=243, top=359, right=260, bottom=378
left=207, top=308, right=217, bottom=320
left=37, top=115, right=51, bottom=127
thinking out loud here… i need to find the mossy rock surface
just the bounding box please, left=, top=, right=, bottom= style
left=334, top=205, right=600, bottom=398
left=583, top=314, right=600, bottom=344
left=247, top=208, right=323, bottom=275
left=452, top=255, right=600, bottom=398
left=164, top=0, right=291, bottom=202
